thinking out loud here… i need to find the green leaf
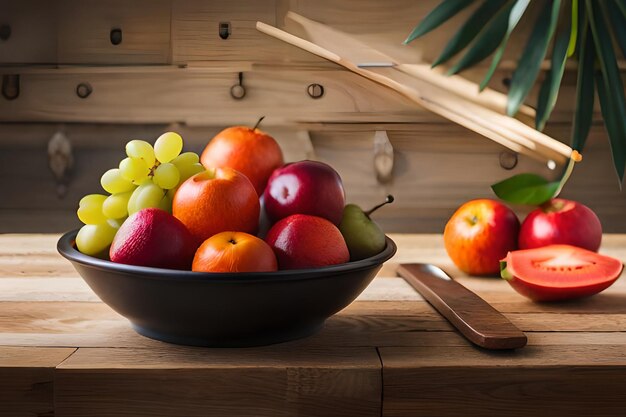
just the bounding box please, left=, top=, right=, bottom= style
left=500, top=261, right=513, bottom=280
left=615, top=0, right=626, bottom=20
left=479, top=0, right=531, bottom=90
left=567, top=0, right=578, bottom=57
left=432, top=0, right=509, bottom=67
left=606, top=1, right=626, bottom=59
left=571, top=7, right=594, bottom=152
left=587, top=0, right=626, bottom=184
left=507, top=0, right=561, bottom=116
left=536, top=28, right=570, bottom=131
left=447, top=1, right=516, bottom=75
left=491, top=173, right=560, bottom=205
left=404, top=0, right=475, bottom=44
left=595, top=72, right=626, bottom=188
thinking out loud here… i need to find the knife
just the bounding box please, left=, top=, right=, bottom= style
left=397, top=263, right=527, bottom=350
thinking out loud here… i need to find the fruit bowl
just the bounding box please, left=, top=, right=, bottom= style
left=58, top=229, right=396, bottom=347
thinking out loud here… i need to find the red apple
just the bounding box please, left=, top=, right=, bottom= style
left=263, top=160, right=345, bottom=225
left=172, top=167, right=260, bottom=243
left=110, top=208, right=198, bottom=270
left=519, top=198, right=602, bottom=251
left=444, top=199, right=520, bottom=276
left=265, top=214, right=349, bottom=270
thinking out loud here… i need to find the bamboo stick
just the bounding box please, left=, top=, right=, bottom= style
left=285, top=11, right=536, bottom=122
left=256, top=20, right=572, bottom=165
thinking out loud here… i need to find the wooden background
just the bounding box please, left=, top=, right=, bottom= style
left=0, top=0, right=624, bottom=233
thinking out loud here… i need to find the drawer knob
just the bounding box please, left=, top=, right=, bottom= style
left=307, top=83, right=324, bottom=99
left=230, top=72, right=246, bottom=100
left=1, top=74, right=19, bottom=100
left=0, top=24, right=10, bottom=41
left=76, top=82, right=93, bottom=99
left=219, top=22, right=231, bottom=40
left=110, top=28, right=122, bottom=45
left=499, top=151, right=518, bottom=170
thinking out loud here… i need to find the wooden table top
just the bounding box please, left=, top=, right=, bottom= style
left=1, top=233, right=625, bottom=417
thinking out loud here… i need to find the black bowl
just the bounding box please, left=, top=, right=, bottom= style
left=57, top=230, right=396, bottom=347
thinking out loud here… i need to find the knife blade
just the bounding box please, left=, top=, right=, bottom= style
left=397, top=263, right=527, bottom=350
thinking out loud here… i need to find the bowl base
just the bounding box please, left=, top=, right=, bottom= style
left=131, top=321, right=325, bottom=347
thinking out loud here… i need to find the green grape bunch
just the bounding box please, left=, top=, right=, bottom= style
left=75, top=132, right=205, bottom=256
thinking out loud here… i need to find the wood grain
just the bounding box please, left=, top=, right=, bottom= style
left=0, top=347, right=75, bottom=417
left=381, top=345, right=626, bottom=417
left=0, top=0, right=57, bottom=64
left=57, top=0, right=171, bottom=64
left=0, top=233, right=624, bottom=416
left=55, top=347, right=381, bottom=417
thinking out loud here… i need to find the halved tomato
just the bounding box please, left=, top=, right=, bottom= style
left=501, top=245, right=623, bottom=301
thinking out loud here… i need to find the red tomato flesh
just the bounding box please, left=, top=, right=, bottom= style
left=501, top=245, right=623, bottom=301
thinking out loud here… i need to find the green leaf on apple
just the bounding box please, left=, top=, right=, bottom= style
left=491, top=152, right=580, bottom=206
left=491, top=173, right=560, bottom=205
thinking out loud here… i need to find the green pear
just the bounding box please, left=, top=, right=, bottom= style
left=339, top=195, right=394, bottom=261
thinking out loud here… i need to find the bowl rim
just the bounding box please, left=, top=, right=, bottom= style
left=57, top=229, right=397, bottom=283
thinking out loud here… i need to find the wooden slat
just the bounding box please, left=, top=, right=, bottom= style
left=0, top=346, right=75, bottom=417
left=57, top=0, right=171, bottom=64
left=0, top=68, right=421, bottom=124
left=0, top=64, right=613, bottom=124
left=0, top=0, right=57, bottom=64
left=380, top=345, right=626, bottom=417
left=55, top=346, right=381, bottom=417
left=172, top=0, right=317, bottom=64
left=4, top=300, right=626, bottom=350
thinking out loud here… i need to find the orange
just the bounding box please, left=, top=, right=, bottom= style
left=172, top=167, right=259, bottom=243
left=200, top=121, right=284, bottom=196
left=192, top=231, right=277, bottom=273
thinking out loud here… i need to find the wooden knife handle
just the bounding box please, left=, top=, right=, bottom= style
left=397, top=263, right=527, bottom=350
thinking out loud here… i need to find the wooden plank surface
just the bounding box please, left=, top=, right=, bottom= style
left=55, top=346, right=381, bottom=417
left=0, top=346, right=75, bottom=417
left=381, top=345, right=626, bottom=417
left=0, top=233, right=624, bottom=416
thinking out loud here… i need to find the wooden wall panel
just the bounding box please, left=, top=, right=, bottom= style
left=0, top=68, right=423, bottom=124
left=172, top=0, right=319, bottom=64
left=0, top=0, right=57, bottom=64
left=57, top=0, right=171, bottom=64
left=289, top=0, right=540, bottom=69
left=0, top=66, right=606, bottom=125
left=0, top=123, right=623, bottom=234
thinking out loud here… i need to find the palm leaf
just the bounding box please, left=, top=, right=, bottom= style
left=595, top=73, right=626, bottom=187
left=615, top=0, right=626, bottom=18
left=588, top=0, right=626, bottom=184
left=447, top=1, right=516, bottom=75
left=571, top=7, right=595, bottom=152
left=606, top=0, right=626, bottom=59
left=404, top=0, right=475, bottom=44
left=536, top=27, right=570, bottom=131
left=507, top=0, right=561, bottom=116
left=479, top=0, right=531, bottom=91
left=567, top=0, right=578, bottom=57
left=432, top=0, right=509, bottom=67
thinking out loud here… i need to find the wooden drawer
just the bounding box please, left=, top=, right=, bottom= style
left=0, top=0, right=57, bottom=64
left=172, top=0, right=318, bottom=64
left=57, top=0, right=171, bottom=64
